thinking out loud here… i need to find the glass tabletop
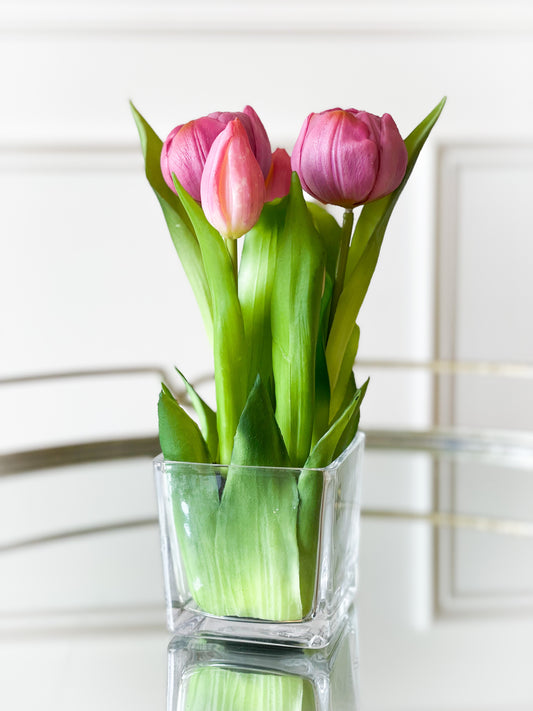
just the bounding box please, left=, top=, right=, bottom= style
left=1, top=429, right=532, bottom=710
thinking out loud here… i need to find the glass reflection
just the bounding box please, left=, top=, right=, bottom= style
left=167, top=608, right=359, bottom=711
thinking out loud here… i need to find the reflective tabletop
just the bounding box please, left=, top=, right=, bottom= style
left=1, top=429, right=533, bottom=710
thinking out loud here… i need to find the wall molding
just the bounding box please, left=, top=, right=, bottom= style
left=435, top=142, right=533, bottom=617
left=436, top=457, right=533, bottom=618
left=2, top=3, right=533, bottom=35
left=0, top=143, right=141, bottom=174
left=435, top=142, right=533, bottom=429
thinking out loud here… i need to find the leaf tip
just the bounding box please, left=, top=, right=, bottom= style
left=159, top=382, right=176, bottom=402
left=432, top=96, right=447, bottom=121
left=129, top=100, right=142, bottom=122
left=289, top=170, right=304, bottom=197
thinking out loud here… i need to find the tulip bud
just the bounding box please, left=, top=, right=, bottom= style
left=200, top=119, right=266, bottom=239
left=161, top=117, right=224, bottom=201
left=265, top=148, right=292, bottom=202
left=208, top=106, right=272, bottom=179
left=161, top=106, right=272, bottom=203
left=291, top=108, right=407, bottom=208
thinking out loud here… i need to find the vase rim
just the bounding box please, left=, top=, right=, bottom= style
left=154, top=430, right=365, bottom=474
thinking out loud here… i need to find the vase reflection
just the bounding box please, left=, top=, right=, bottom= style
left=167, top=608, right=359, bottom=711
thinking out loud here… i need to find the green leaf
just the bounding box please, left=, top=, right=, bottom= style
left=239, top=200, right=287, bottom=395
left=174, top=367, right=218, bottom=462
left=271, top=173, right=326, bottom=466
left=184, top=667, right=305, bottom=711
left=307, top=201, right=342, bottom=283
left=130, top=103, right=213, bottom=343
left=157, top=384, right=210, bottom=463
left=296, top=460, right=323, bottom=616
left=173, top=176, right=247, bottom=464
left=230, top=376, right=290, bottom=468
left=326, top=98, right=446, bottom=394
left=312, top=272, right=333, bottom=447
left=214, top=377, right=301, bottom=620
left=305, top=379, right=368, bottom=469
left=158, top=385, right=223, bottom=611
left=168, top=465, right=222, bottom=613
left=329, top=322, right=360, bottom=421
left=297, top=379, right=367, bottom=613
left=331, top=371, right=365, bottom=461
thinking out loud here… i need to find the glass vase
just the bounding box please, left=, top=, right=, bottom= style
left=154, top=432, right=364, bottom=648
left=167, top=607, right=359, bottom=710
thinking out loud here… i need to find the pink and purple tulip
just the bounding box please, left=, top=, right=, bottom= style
left=291, top=108, right=408, bottom=208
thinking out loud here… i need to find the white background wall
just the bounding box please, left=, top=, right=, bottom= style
left=2, top=0, right=533, bottom=447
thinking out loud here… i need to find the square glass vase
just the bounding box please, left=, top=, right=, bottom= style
left=154, top=432, right=364, bottom=648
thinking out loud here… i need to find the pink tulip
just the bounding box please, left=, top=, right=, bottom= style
left=265, top=148, right=292, bottom=202
left=161, top=106, right=272, bottom=201
left=291, top=108, right=407, bottom=208
left=160, top=116, right=224, bottom=201
left=200, top=119, right=266, bottom=239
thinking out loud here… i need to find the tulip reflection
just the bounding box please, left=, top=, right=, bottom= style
left=167, top=608, right=359, bottom=711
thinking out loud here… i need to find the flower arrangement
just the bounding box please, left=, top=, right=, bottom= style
left=132, top=97, right=445, bottom=626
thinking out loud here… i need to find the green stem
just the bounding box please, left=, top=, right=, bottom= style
left=225, top=237, right=238, bottom=286
left=329, top=209, right=354, bottom=329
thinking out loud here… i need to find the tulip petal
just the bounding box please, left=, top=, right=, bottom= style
left=290, top=112, right=311, bottom=186
left=243, top=105, right=273, bottom=179
left=292, top=110, right=380, bottom=208
left=348, top=109, right=381, bottom=144
left=365, top=113, right=408, bottom=202
left=161, top=117, right=224, bottom=201
left=160, top=123, right=182, bottom=190
left=201, top=118, right=266, bottom=239
left=265, top=148, right=292, bottom=201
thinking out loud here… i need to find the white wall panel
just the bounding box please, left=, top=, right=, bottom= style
left=437, top=456, right=533, bottom=616
left=0, top=146, right=211, bottom=378
left=0, top=144, right=213, bottom=446
left=437, top=145, right=533, bottom=431
left=0, top=457, right=163, bottom=631
left=436, top=144, right=533, bottom=618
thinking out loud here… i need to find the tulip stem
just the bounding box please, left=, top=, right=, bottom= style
left=225, top=238, right=238, bottom=285
left=329, top=208, right=354, bottom=327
